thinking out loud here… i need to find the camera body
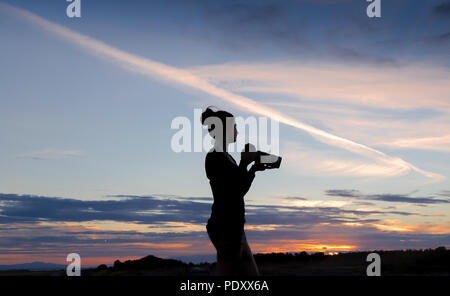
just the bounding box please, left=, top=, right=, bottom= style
left=255, top=151, right=282, bottom=169
left=243, top=143, right=282, bottom=170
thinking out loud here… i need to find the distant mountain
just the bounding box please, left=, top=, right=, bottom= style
left=169, top=254, right=216, bottom=264
left=0, top=262, right=66, bottom=271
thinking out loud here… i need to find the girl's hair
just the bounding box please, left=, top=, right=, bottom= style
left=201, top=106, right=234, bottom=135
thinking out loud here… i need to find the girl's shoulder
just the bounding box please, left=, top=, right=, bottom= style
left=206, top=152, right=238, bottom=170
left=206, top=151, right=226, bottom=162
left=206, top=151, right=236, bottom=166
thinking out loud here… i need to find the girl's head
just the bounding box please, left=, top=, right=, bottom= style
left=201, top=106, right=237, bottom=150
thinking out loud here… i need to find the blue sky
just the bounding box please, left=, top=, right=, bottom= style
left=0, top=0, right=449, bottom=265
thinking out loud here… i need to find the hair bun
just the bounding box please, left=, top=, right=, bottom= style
left=201, top=106, right=216, bottom=125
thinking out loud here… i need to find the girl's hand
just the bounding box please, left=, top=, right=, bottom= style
left=249, top=164, right=266, bottom=173
left=241, top=143, right=258, bottom=165
left=241, top=151, right=257, bottom=165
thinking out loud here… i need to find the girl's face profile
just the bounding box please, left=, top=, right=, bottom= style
left=220, top=122, right=238, bottom=144
left=210, top=115, right=237, bottom=148
left=224, top=121, right=237, bottom=145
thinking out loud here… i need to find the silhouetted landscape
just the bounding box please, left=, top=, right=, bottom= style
left=0, top=247, right=448, bottom=276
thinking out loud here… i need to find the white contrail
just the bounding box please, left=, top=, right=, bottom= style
left=1, top=3, right=444, bottom=180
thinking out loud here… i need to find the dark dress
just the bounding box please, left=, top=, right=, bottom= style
left=205, top=150, right=255, bottom=260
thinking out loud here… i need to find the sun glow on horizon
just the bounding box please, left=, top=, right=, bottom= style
left=252, top=240, right=358, bottom=254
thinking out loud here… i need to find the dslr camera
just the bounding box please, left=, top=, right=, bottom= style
left=243, top=143, right=282, bottom=169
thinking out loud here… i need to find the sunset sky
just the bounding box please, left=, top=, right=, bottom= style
left=0, top=0, right=449, bottom=266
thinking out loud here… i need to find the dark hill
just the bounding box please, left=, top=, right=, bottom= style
left=112, top=255, right=186, bottom=270
left=91, top=255, right=190, bottom=276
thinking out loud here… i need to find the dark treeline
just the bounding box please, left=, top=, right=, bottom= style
left=252, top=246, right=450, bottom=275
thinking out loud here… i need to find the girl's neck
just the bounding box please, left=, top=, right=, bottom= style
left=213, top=141, right=228, bottom=152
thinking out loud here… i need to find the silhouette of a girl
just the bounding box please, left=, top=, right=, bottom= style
left=201, top=106, right=264, bottom=276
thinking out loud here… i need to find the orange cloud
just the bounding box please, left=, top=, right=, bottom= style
left=251, top=239, right=358, bottom=253
left=340, top=220, right=450, bottom=235
left=372, top=220, right=450, bottom=234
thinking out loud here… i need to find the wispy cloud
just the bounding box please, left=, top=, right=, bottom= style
left=283, top=143, right=411, bottom=178
left=438, top=190, right=450, bottom=197
left=265, top=100, right=450, bottom=155
left=0, top=3, right=443, bottom=181
left=281, top=199, right=352, bottom=208
left=325, top=189, right=450, bottom=204
left=16, top=148, right=83, bottom=160
left=189, top=62, right=450, bottom=111
left=376, top=135, right=450, bottom=153
left=371, top=219, right=450, bottom=235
